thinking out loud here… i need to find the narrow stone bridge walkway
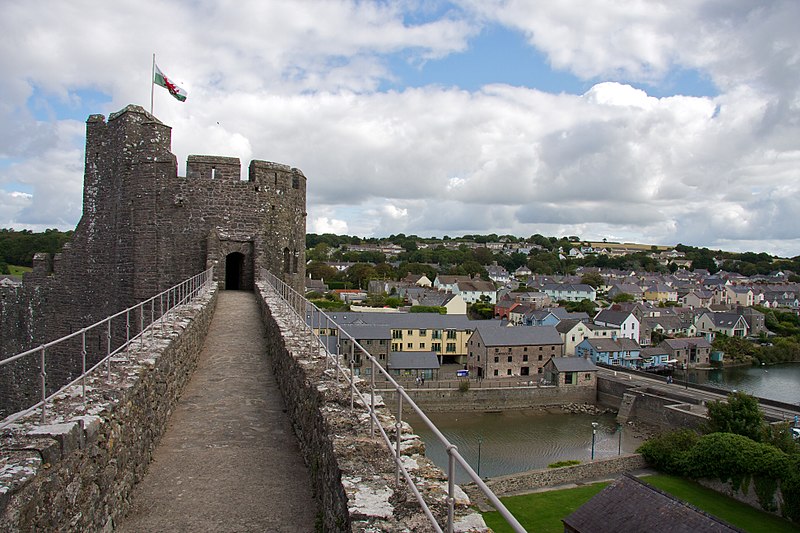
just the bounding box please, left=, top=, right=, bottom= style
left=117, top=291, right=317, bottom=532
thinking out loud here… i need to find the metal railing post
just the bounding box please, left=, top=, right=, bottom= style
left=106, top=319, right=112, bottom=381
left=370, top=359, right=376, bottom=438
left=447, top=445, right=457, bottom=533
left=395, top=388, right=403, bottom=486
left=350, top=343, right=355, bottom=410
left=81, top=331, right=87, bottom=401
left=39, top=346, right=47, bottom=424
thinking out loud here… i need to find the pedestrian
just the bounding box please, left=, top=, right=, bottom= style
left=421, top=375, right=425, bottom=385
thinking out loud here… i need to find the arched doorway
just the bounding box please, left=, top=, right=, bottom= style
left=225, top=252, right=244, bottom=290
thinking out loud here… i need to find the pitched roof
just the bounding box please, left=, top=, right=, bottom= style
left=548, top=357, right=599, bottom=372
left=582, top=338, right=641, bottom=352
left=594, top=309, right=635, bottom=325
left=562, top=474, right=743, bottom=532
left=474, top=325, right=563, bottom=346
left=388, top=351, right=440, bottom=370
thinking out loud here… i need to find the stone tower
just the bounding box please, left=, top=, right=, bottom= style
left=0, top=104, right=307, bottom=414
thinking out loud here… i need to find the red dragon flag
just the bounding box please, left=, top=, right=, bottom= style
left=153, top=64, right=188, bottom=102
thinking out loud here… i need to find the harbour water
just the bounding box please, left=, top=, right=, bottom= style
left=407, top=363, right=800, bottom=483
left=688, top=362, right=800, bottom=405
left=405, top=409, right=647, bottom=484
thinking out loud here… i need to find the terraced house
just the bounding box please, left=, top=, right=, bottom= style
left=316, top=312, right=475, bottom=365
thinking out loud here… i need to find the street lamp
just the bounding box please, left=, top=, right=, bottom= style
left=591, top=422, right=599, bottom=460
left=683, top=362, right=688, bottom=390
left=477, top=437, right=483, bottom=477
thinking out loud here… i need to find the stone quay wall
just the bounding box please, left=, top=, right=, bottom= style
left=597, top=375, right=706, bottom=431
left=0, top=286, right=217, bottom=532
left=463, top=454, right=648, bottom=504
left=255, top=282, right=489, bottom=533
left=380, top=384, right=596, bottom=412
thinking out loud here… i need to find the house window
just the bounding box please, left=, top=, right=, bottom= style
left=495, top=347, right=499, bottom=353
left=407, top=330, right=413, bottom=335
left=523, top=354, right=528, bottom=362
left=392, top=330, right=402, bottom=339
left=494, top=369, right=499, bottom=376
left=507, top=369, right=512, bottom=375
left=507, top=356, right=512, bottom=363
left=432, top=342, right=441, bottom=351
left=585, top=373, right=592, bottom=380
left=406, top=343, right=412, bottom=349
left=538, top=354, right=542, bottom=361
left=494, top=356, right=499, bottom=363
left=420, top=343, right=426, bottom=349
left=446, top=343, right=456, bottom=353
left=538, top=367, right=543, bottom=373
left=565, top=372, right=575, bottom=385
left=447, top=330, right=457, bottom=339
left=420, top=329, right=427, bottom=336
left=539, top=346, right=543, bottom=351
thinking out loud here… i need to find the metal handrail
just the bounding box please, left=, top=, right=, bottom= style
left=261, top=272, right=525, bottom=533
left=0, top=268, right=215, bottom=429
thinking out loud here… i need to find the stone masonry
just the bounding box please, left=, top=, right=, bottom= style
left=1, top=104, right=306, bottom=417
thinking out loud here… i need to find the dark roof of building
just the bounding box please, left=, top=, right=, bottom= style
left=580, top=337, right=641, bottom=352
left=474, top=325, right=563, bottom=346
left=340, top=324, right=392, bottom=340
left=388, top=351, right=440, bottom=370
left=562, top=474, right=743, bottom=533
left=547, top=357, right=599, bottom=372
left=594, top=309, right=635, bottom=325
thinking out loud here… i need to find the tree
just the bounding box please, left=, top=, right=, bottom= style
left=612, top=293, right=635, bottom=303
left=580, top=272, right=604, bottom=288
left=704, top=391, right=765, bottom=442
left=307, top=242, right=332, bottom=261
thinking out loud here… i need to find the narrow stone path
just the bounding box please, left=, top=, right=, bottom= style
left=117, top=291, right=317, bottom=532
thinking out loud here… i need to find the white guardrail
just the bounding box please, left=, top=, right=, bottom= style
left=263, top=271, right=525, bottom=533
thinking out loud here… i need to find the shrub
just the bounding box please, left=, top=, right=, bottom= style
left=637, top=429, right=699, bottom=475
left=458, top=380, right=470, bottom=392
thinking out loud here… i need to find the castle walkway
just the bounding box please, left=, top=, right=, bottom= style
left=116, top=291, right=317, bottom=532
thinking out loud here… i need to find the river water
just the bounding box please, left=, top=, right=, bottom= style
left=687, top=362, right=800, bottom=405
left=405, top=409, right=646, bottom=484
left=407, top=363, right=800, bottom=483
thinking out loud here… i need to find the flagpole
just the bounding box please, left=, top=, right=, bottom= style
left=150, top=53, right=155, bottom=116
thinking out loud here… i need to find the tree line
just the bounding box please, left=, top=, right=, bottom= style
left=0, top=229, right=74, bottom=274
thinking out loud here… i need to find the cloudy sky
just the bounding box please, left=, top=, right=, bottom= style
left=1, top=1, right=799, bottom=257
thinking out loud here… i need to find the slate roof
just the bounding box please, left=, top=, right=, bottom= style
left=341, top=324, right=392, bottom=340
left=388, top=351, right=440, bottom=370
left=594, top=309, right=635, bottom=326
left=319, top=311, right=474, bottom=330
left=582, top=338, right=641, bottom=352
left=562, top=474, right=743, bottom=533
left=474, top=325, right=563, bottom=346
left=548, top=357, right=599, bottom=372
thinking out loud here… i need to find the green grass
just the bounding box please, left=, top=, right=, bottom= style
left=7, top=264, right=31, bottom=277
left=482, top=482, right=609, bottom=533
left=644, top=475, right=799, bottom=533
left=481, top=475, right=800, bottom=533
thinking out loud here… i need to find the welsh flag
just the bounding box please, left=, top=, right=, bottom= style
left=153, top=64, right=188, bottom=102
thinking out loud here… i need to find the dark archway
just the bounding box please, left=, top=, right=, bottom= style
left=225, top=252, right=244, bottom=290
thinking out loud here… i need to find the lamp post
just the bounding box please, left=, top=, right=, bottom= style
left=477, top=437, right=483, bottom=477
left=591, top=422, right=598, bottom=460
left=683, top=362, right=688, bottom=390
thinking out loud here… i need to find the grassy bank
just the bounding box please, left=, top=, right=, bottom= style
left=481, top=474, right=798, bottom=533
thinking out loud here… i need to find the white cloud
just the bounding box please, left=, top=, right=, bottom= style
left=1, top=1, right=799, bottom=257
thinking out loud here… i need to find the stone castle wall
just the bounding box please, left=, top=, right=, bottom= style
left=0, top=105, right=306, bottom=417
left=0, top=286, right=217, bottom=531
